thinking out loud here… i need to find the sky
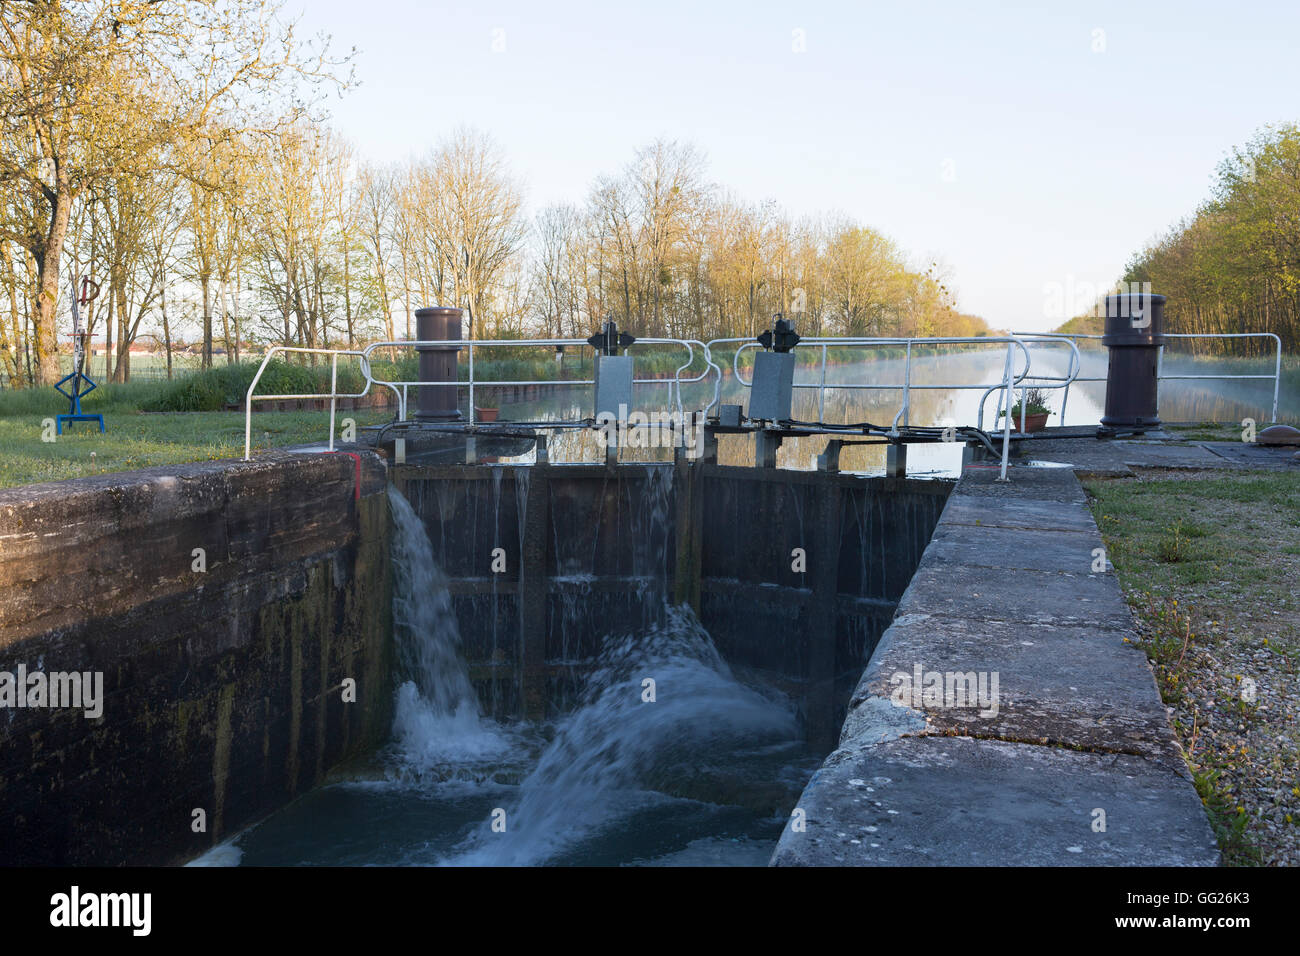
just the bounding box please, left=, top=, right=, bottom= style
left=294, top=0, right=1300, bottom=332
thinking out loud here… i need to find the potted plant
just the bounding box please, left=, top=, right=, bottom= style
left=999, top=387, right=1053, bottom=433
left=474, top=406, right=499, bottom=422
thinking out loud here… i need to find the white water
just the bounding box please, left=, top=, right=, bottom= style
left=216, top=485, right=810, bottom=867
left=387, top=485, right=803, bottom=866
left=445, top=603, right=799, bottom=866
left=388, top=488, right=516, bottom=775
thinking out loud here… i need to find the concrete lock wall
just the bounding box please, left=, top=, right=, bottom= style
left=392, top=461, right=951, bottom=747
left=771, top=465, right=1221, bottom=866
left=0, top=453, right=393, bottom=866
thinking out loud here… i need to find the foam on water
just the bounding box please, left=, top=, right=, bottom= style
left=444, top=603, right=800, bottom=866
left=185, top=842, right=244, bottom=867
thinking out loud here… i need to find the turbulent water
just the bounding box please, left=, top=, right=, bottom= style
left=207, top=486, right=814, bottom=867
left=446, top=604, right=801, bottom=866
left=388, top=488, right=516, bottom=776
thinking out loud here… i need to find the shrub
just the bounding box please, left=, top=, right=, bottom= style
left=141, top=360, right=343, bottom=412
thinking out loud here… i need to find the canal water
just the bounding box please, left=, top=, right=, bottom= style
left=193, top=488, right=819, bottom=867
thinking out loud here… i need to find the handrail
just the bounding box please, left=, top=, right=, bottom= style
left=243, top=346, right=368, bottom=460
left=975, top=334, right=1082, bottom=430
left=240, top=327, right=1274, bottom=472
left=360, top=337, right=713, bottom=422
left=243, top=337, right=718, bottom=459
left=1013, top=331, right=1283, bottom=423
left=704, top=334, right=1082, bottom=433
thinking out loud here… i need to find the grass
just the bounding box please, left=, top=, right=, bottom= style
left=1088, top=472, right=1300, bottom=591
left=0, top=377, right=391, bottom=488
left=1085, top=470, right=1300, bottom=865
left=1167, top=421, right=1246, bottom=442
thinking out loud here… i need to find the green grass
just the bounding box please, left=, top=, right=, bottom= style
left=1089, top=472, right=1300, bottom=595
left=1193, top=764, right=1265, bottom=866
left=1167, top=422, right=1245, bottom=442
left=0, top=375, right=392, bottom=488
left=0, top=409, right=392, bottom=488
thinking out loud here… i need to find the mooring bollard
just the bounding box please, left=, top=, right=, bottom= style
left=414, top=306, right=463, bottom=421
left=1100, top=292, right=1165, bottom=434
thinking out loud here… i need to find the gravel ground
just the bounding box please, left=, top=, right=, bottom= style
left=1137, top=593, right=1299, bottom=866
left=1089, top=468, right=1300, bottom=866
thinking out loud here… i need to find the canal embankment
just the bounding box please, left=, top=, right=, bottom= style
left=772, top=462, right=1221, bottom=865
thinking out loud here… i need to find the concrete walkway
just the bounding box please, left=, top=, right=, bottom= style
left=771, top=463, right=1221, bottom=866
left=1014, top=432, right=1298, bottom=476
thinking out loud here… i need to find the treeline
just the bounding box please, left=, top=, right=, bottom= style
left=0, top=0, right=350, bottom=387
left=1118, top=124, right=1300, bottom=354
left=1, top=2, right=988, bottom=390
left=526, top=140, right=989, bottom=345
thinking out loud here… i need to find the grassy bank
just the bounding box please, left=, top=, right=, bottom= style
left=0, top=408, right=392, bottom=488
left=1084, top=471, right=1300, bottom=865
left=0, top=370, right=391, bottom=488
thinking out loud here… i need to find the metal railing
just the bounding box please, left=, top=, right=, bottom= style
left=360, top=337, right=713, bottom=423
left=707, top=334, right=1082, bottom=480
left=707, top=334, right=1081, bottom=431
left=1013, top=331, right=1284, bottom=423
left=242, top=337, right=716, bottom=460
left=234, top=328, right=1283, bottom=481
left=243, top=346, right=369, bottom=460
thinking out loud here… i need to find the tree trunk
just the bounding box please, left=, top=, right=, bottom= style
left=161, top=283, right=173, bottom=380
left=114, top=272, right=130, bottom=382
left=219, top=277, right=232, bottom=364
left=32, top=190, right=72, bottom=386
left=343, top=245, right=354, bottom=345
left=233, top=260, right=241, bottom=363
left=201, top=276, right=213, bottom=368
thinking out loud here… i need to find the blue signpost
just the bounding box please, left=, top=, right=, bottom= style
left=55, top=276, right=105, bottom=435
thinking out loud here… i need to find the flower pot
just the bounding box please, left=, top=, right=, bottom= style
left=1001, top=411, right=1050, bottom=433
left=1018, top=412, right=1049, bottom=433
left=475, top=407, right=499, bottom=422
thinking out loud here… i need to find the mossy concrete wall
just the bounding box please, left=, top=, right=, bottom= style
left=0, top=452, right=392, bottom=865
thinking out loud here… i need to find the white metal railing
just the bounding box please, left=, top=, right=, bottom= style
left=707, top=334, right=1082, bottom=432
left=243, top=346, right=369, bottom=460
left=360, top=337, right=713, bottom=424
left=707, top=334, right=1084, bottom=480
left=242, top=337, right=716, bottom=460
left=975, top=334, right=1085, bottom=430
left=1014, top=331, right=1283, bottom=423
left=244, top=328, right=1287, bottom=479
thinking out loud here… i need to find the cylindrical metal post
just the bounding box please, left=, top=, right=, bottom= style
left=1101, top=292, right=1165, bottom=432
left=414, top=306, right=463, bottom=421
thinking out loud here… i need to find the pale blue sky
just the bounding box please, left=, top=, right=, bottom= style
left=296, top=0, right=1300, bottom=331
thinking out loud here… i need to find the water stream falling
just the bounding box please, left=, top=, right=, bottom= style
left=216, top=479, right=816, bottom=867
left=388, top=488, right=514, bottom=777
left=445, top=604, right=802, bottom=866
